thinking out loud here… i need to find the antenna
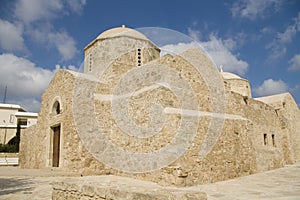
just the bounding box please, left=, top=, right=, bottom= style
left=3, top=85, right=7, bottom=103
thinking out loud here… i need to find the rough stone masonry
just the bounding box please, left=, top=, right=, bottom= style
left=19, top=26, right=300, bottom=189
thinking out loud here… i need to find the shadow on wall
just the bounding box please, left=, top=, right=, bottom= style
left=0, top=124, right=21, bottom=153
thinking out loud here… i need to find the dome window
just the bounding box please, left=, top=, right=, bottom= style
left=89, top=53, right=92, bottom=72
left=137, top=48, right=142, bottom=66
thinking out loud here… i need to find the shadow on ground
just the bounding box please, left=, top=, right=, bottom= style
left=0, top=178, right=34, bottom=196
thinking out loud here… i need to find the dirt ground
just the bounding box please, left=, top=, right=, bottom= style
left=0, top=163, right=300, bottom=200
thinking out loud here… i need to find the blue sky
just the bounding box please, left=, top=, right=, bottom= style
left=0, top=0, right=299, bottom=112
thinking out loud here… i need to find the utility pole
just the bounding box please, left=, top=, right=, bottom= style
left=3, top=85, right=7, bottom=103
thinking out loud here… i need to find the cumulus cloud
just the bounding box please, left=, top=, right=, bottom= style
left=187, top=28, right=201, bottom=41
left=254, top=79, right=289, bottom=96
left=288, top=54, right=300, bottom=71
left=25, top=22, right=53, bottom=44
left=24, top=24, right=78, bottom=61
left=266, top=12, right=300, bottom=60
left=260, top=27, right=274, bottom=35
left=231, top=0, right=283, bottom=20
left=202, top=35, right=248, bottom=75
left=7, top=0, right=87, bottom=60
left=66, top=0, right=87, bottom=14
left=265, top=43, right=287, bottom=61
left=48, top=31, right=79, bottom=61
left=161, top=33, right=248, bottom=75
left=14, top=0, right=63, bottom=23
left=277, top=13, right=300, bottom=43
left=14, top=0, right=87, bottom=23
left=55, top=64, right=79, bottom=71
left=0, top=53, right=55, bottom=112
left=0, top=19, right=25, bottom=52
left=160, top=41, right=199, bottom=55
left=0, top=1, right=85, bottom=111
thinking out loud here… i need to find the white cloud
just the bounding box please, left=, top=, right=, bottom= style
left=26, top=23, right=53, bottom=44
left=265, top=43, right=287, bottom=60
left=277, top=13, right=300, bottom=43
left=161, top=33, right=248, bottom=75
left=24, top=24, right=79, bottom=61
left=266, top=12, right=300, bottom=60
left=66, top=0, right=87, bottom=14
left=14, top=0, right=63, bottom=23
left=260, top=27, right=274, bottom=35
left=9, top=0, right=86, bottom=60
left=231, top=0, right=283, bottom=20
left=288, top=54, right=300, bottom=71
left=48, top=31, right=78, bottom=61
left=254, top=79, right=289, bottom=96
left=14, top=0, right=87, bottom=23
left=201, top=35, right=248, bottom=75
left=0, top=53, right=55, bottom=112
left=187, top=28, right=201, bottom=41
left=55, top=64, right=79, bottom=71
left=0, top=19, right=25, bottom=52
left=160, top=41, right=199, bottom=55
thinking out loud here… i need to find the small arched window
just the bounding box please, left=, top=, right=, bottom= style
left=53, top=101, right=61, bottom=115
left=89, top=53, right=92, bottom=72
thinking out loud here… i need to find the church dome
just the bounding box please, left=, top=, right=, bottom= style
left=96, top=25, right=149, bottom=41
left=220, top=71, right=251, bottom=97
left=220, top=72, right=243, bottom=80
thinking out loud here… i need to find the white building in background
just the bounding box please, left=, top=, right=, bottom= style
left=0, top=103, right=38, bottom=144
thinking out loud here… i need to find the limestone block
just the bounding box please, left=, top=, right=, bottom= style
left=52, top=176, right=207, bottom=200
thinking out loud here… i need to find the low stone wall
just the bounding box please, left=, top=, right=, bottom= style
left=0, top=153, right=19, bottom=158
left=0, top=153, right=19, bottom=166
left=52, top=175, right=207, bottom=200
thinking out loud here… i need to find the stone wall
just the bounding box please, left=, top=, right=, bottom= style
left=256, top=93, right=300, bottom=162
left=20, top=51, right=257, bottom=186
left=224, top=78, right=251, bottom=97
left=226, top=92, right=286, bottom=171
left=19, top=45, right=300, bottom=187
left=84, top=37, right=160, bottom=75
left=20, top=70, right=77, bottom=169
left=0, top=152, right=18, bottom=158
left=52, top=176, right=207, bottom=200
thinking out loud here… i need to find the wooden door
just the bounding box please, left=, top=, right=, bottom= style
left=52, top=125, right=60, bottom=167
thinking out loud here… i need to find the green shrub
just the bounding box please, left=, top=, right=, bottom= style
left=0, top=143, right=19, bottom=152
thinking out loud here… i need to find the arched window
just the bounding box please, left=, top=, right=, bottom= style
left=53, top=101, right=61, bottom=115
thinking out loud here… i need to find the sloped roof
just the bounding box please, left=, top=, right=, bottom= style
left=220, top=72, right=242, bottom=79
left=254, top=92, right=300, bottom=110
left=255, top=93, right=290, bottom=104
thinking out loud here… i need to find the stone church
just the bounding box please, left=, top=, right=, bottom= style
left=19, top=26, right=300, bottom=186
